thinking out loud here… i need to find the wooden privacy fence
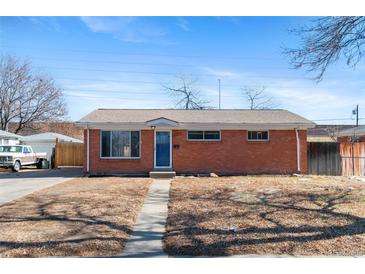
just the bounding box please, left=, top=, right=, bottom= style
left=307, top=142, right=341, bottom=175
left=340, top=142, right=365, bottom=176
left=54, top=140, right=83, bottom=168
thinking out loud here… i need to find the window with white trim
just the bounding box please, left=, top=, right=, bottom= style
left=101, top=131, right=140, bottom=158
left=247, top=131, right=269, bottom=141
left=187, top=130, right=220, bottom=141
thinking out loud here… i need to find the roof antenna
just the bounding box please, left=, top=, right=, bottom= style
left=218, top=79, right=221, bottom=109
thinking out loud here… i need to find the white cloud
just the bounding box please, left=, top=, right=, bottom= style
left=80, top=17, right=136, bottom=32
left=21, top=17, right=62, bottom=32
left=197, top=72, right=365, bottom=124
left=265, top=83, right=365, bottom=123
left=80, top=17, right=170, bottom=44
left=201, top=67, right=241, bottom=78
left=176, top=17, right=190, bottom=31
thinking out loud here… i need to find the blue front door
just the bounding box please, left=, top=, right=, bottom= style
left=155, top=131, right=171, bottom=167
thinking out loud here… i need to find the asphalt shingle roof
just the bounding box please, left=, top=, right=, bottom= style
left=338, top=125, right=365, bottom=137
left=78, top=109, right=314, bottom=126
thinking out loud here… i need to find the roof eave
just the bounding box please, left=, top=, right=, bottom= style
left=75, top=121, right=315, bottom=130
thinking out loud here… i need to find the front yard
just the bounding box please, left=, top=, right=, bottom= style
left=164, top=176, right=365, bottom=256
left=0, top=177, right=151, bottom=257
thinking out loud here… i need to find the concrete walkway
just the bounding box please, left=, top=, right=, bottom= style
left=119, top=179, right=171, bottom=258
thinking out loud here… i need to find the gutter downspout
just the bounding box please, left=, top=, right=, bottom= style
left=86, top=123, right=90, bottom=174
left=295, top=128, right=301, bottom=173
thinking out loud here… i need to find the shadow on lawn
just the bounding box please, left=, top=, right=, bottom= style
left=165, top=188, right=365, bottom=256
left=0, top=195, right=135, bottom=257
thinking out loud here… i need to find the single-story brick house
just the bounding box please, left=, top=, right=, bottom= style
left=76, top=109, right=315, bottom=176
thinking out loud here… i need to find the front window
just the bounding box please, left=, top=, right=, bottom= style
left=0, top=146, right=22, bottom=153
left=247, top=131, right=269, bottom=141
left=187, top=130, right=220, bottom=141
left=101, top=131, right=140, bottom=158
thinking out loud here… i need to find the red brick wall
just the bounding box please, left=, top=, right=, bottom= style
left=172, top=130, right=307, bottom=175
left=84, top=129, right=307, bottom=175
left=84, top=129, right=154, bottom=175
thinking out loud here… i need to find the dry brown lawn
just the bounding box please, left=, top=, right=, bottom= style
left=164, top=176, right=365, bottom=256
left=0, top=177, right=151, bottom=257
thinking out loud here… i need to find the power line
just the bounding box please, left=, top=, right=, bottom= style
left=25, top=57, right=291, bottom=70
left=56, top=77, right=352, bottom=90
left=64, top=88, right=239, bottom=98
left=3, top=47, right=361, bottom=82
left=38, top=66, right=189, bottom=76
left=30, top=57, right=197, bottom=67
left=34, top=65, right=347, bottom=81
left=311, top=118, right=365, bottom=121
left=59, top=78, right=159, bottom=85
left=67, top=93, right=172, bottom=101
left=1, top=44, right=278, bottom=61
left=65, top=89, right=166, bottom=96
left=65, top=89, right=365, bottom=122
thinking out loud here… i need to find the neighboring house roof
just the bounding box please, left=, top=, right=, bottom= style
left=8, top=121, right=83, bottom=140
left=21, top=132, right=83, bottom=143
left=338, top=125, right=365, bottom=137
left=77, top=109, right=315, bottom=129
left=0, top=129, right=21, bottom=139
left=307, top=124, right=354, bottom=142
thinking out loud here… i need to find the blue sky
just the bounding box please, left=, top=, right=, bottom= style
left=0, top=16, right=364, bottom=124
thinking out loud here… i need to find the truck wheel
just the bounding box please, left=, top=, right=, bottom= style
left=12, top=161, right=21, bottom=172
left=36, top=160, right=43, bottom=169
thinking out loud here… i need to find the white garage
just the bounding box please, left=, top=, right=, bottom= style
left=0, top=130, right=21, bottom=146
left=20, top=132, right=83, bottom=167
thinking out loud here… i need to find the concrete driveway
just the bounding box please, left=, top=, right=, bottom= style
left=0, top=168, right=82, bottom=206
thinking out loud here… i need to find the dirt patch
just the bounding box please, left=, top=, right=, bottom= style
left=164, top=176, right=365, bottom=256
left=0, top=177, right=151, bottom=257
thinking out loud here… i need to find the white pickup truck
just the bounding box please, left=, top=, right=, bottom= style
left=0, top=145, right=48, bottom=172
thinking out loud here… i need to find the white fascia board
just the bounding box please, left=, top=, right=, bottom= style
left=76, top=121, right=315, bottom=130
left=21, top=139, right=56, bottom=144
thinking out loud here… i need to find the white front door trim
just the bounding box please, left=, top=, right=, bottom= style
left=154, top=129, right=172, bottom=169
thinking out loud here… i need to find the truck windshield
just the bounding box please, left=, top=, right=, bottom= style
left=0, top=146, right=22, bottom=153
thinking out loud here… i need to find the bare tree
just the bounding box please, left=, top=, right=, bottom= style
left=284, top=16, right=365, bottom=81
left=243, top=86, right=277, bottom=109
left=324, top=125, right=342, bottom=142
left=0, top=55, right=67, bottom=133
left=163, top=76, right=209, bottom=109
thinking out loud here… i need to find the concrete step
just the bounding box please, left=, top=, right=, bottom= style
left=149, top=171, right=176, bottom=179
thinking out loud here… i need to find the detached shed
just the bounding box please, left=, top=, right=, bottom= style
left=0, top=130, right=21, bottom=145
left=21, top=132, right=83, bottom=166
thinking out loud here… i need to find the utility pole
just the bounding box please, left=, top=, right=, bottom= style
left=353, top=104, right=359, bottom=126
left=218, top=79, right=221, bottom=109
